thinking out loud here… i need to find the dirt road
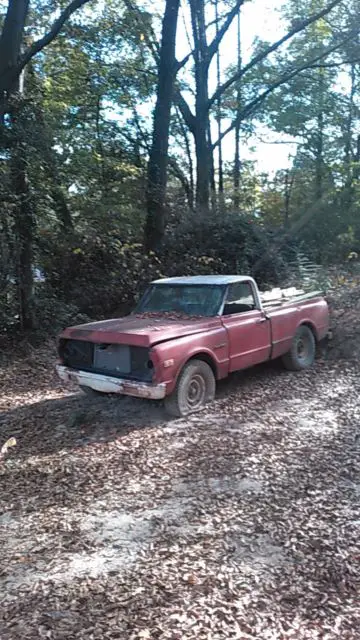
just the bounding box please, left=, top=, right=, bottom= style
left=1, top=323, right=360, bottom=638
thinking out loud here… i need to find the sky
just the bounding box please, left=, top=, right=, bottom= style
left=229, top=0, right=299, bottom=173
left=1, top=0, right=348, bottom=176
left=88, top=0, right=346, bottom=176
left=175, top=0, right=300, bottom=175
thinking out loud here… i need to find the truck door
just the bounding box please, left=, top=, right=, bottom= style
left=221, top=282, right=271, bottom=372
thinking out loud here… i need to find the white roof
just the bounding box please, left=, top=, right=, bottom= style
left=151, top=275, right=251, bottom=285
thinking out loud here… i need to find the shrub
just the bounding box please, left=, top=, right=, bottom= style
left=39, top=233, right=163, bottom=318
left=162, top=215, right=294, bottom=287
left=1, top=216, right=302, bottom=336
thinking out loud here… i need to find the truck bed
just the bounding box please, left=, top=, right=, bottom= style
left=260, top=286, right=323, bottom=309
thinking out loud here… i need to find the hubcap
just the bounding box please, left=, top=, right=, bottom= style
left=186, top=374, right=206, bottom=408
left=297, top=336, right=309, bottom=360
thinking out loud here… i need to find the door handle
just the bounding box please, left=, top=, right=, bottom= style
left=256, top=317, right=267, bottom=324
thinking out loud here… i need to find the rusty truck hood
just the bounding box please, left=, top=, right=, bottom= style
left=60, top=314, right=221, bottom=347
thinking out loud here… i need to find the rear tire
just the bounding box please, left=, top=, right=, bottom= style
left=282, top=325, right=316, bottom=371
left=164, top=359, right=216, bottom=418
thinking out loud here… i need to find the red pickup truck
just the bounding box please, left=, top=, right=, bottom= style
left=56, top=275, right=329, bottom=417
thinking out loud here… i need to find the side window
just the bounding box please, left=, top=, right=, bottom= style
left=223, top=282, right=256, bottom=315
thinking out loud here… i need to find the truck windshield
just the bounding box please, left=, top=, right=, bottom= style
left=136, top=284, right=225, bottom=317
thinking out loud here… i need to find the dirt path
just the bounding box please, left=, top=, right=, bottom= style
left=1, top=332, right=360, bottom=638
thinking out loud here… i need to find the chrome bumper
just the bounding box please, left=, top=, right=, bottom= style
left=56, top=365, right=166, bottom=400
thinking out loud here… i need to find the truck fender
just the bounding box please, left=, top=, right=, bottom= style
left=152, top=342, right=227, bottom=396
left=296, top=320, right=318, bottom=341
left=170, top=348, right=220, bottom=394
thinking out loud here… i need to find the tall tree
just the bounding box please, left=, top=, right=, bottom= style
left=0, top=0, right=92, bottom=119
left=144, top=0, right=181, bottom=251
left=182, top=0, right=245, bottom=213
left=233, top=7, right=242, bottom=211
left=177, top=0, right=345, bottom=215
left=215, top=0, right=225, bottom=208
left=9, top=72, right=36, bottom=330
left=0, top=0, right=92, bottom=329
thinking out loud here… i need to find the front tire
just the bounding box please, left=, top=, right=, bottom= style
left=164, top=359, right=216, bottom=417
left=282, top=325, right=316, bottom=371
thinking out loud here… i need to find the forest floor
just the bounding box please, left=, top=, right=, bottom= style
left=1, top=278, right=360, bottom=639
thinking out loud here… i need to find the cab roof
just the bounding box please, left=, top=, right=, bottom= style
left=151, top=275, right=251, bottom=285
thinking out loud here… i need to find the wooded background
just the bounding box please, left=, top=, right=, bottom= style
left=1, top=0, right=359, bottom=334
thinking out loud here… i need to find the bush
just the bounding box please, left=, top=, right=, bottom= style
left=1, top=216, right=303, bottom=336
left=39, top=233, right=163, bottom=318
left=31, top=286, right=90, bottom=335
left=162, top=215, right=294, bottom=287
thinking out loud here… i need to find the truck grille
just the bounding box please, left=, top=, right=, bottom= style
left=58, top=339, right=153, bottom=382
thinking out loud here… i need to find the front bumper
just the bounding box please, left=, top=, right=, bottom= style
left=56, top=365, right=166, bottom=400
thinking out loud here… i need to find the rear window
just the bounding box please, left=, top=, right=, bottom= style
left=223, top=282, right=256, bottom=315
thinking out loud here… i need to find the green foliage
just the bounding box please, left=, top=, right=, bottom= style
left=4, top=216, right=291, bottom=334
left=1, top=0, right=360, bottom=336
left=163, top=215, right=293, bottom=287
left=39, top=233, right=163, bottom=318
left=32, top=288, right=91, bottom=335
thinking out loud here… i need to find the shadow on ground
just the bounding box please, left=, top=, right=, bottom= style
left=0, top=359, right=290, bottom=460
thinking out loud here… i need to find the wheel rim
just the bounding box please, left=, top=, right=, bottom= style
left=186, top=373, right=206, bottom=409
left=297, top=334, right=311, bottom=361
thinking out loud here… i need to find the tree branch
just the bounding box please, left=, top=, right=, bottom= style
left=213, top=29, right=359, bottom=149
left=122, top=0, right=195, bottom=147
left=176, top=51, right=192, bottom=72
left=122, top=0, right=160, bottom=62
left=125, top=0, right=192, bottom=75
left=19, top=0, right=92, bottom=73
left=207, top=0, right=245, bottom=65
left=208, top=0, right=343, bottom=110
left=175, top=90, right=196, bottom=133
left=123, top=0, right=195, bottom=138
left=168, top=156, right=191, bottom=196
left=309, top=57, right=360, bottom=68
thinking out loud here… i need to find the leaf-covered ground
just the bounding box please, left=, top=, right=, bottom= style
left=1, top=286, right=360, bottom=639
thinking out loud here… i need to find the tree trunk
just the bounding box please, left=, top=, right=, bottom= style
left=344, top=64, right=356, bottom=169
left=9, top=91, right=35, bottom=331
left=176, top=107, right=195, bottom=209
left=208, top=120, right=216, bottom=212
left=182, top=120, right=195, bottom=209
left=315, top=71, right=324, bottom=202
left=0, top=0, right=30, bottom=121
left=178, top=0, right=244, bottom=214
left=215, top=0, right=224, bottom=208
left=0, top=197, right=13, bottom=297
left=194, top=112, right=210, bottom=214
left=144, top=0, right=180, bottom=252
left=284, top=168, right=294, bottom=228
left=336, top=64, right=358, bottom=212
left=233, top=9, right=242, bottom=211
left=342, top=62, right=356, bottom=208
left=191, top=0, right=211, bottom=215
left=1, top=0, right=92, bottom=110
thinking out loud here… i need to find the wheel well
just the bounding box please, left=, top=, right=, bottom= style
left=300, top=321, right=318, bottom=342
left=188, top=353, right=218, bottom=379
